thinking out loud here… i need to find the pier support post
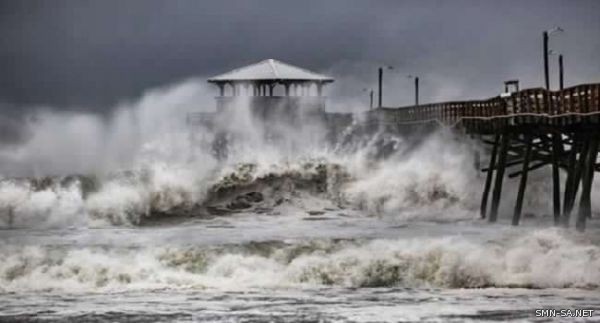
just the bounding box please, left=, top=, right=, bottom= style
left=565, top=137, right=589, bottom=224
left=513, top=134, right=533, bottom=225
left=552, top=133, right=562, bottom=225
left=490, top=132, right=510, bottom=222
left=480, top=135, right=499, bottom=219
left=576, top=137, right=598, bottom=232
left=562, top=135, right=578, bottom=223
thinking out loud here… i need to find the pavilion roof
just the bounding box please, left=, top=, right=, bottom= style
left=207, top=59, right=334, bottom=83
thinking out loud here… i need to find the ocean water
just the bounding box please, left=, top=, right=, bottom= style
left=1, top=81, right=600, bottom=322
left=2, top=214, right=600, bottom=322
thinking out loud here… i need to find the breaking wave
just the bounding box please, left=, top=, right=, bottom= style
left=1, top=229, right=598, bottom=293
left=0, top=158, right=349, bottom=227
left=0, top=129, right=489, bottom=228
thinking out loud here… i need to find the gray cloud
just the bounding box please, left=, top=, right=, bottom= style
left=1, top=0, right=599, bottom=113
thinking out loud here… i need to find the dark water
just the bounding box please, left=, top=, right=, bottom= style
left=3, top=287, right=600, bottom=322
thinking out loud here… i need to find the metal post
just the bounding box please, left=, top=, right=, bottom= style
left=559, top=54, right=564, bottom=91
left=543, top=31, right=550, bottom=90
left=378, top=67, right=383, bottom=107
left=415, top=77, right=419, bottom=106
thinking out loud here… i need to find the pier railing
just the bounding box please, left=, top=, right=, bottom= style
left=369, top=83, right=600, bottom=132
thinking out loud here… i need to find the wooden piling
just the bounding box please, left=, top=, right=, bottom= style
left=489, top=132, right=510, bottom=222
left=513, top=134, right=533, bottom=225
left=562, top=135, right=578, bottom=223
left=480, top=135, right=499, bottom=219
left=564, top=137, right=590, bottom=224
left=552, top=133, right=562, bottom=224
left=576, top=137, right=598, bottom=231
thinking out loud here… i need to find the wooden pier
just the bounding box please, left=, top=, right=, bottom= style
left=191, top=58, right=599, bottom=230
left=369, top=83, right=600, bottom=231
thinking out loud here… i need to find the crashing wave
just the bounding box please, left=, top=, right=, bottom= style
left=0, top=158, right=352, bottom=227
left=3, top=130, right=551, bottom=227
left=1, top=229, right=598, bottom=292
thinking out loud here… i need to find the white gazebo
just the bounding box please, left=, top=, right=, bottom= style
left=207, top=59, right=334, bottom=117
left=208, top=58, right=334, bottom=97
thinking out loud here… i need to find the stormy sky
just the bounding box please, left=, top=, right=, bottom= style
left=1, top=0, right=600, bottom=113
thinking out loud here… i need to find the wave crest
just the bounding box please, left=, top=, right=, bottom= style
left=2, top=229, right=598, bottom=292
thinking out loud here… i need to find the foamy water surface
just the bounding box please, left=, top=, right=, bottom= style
left=2, top=212, right=600, bottom=322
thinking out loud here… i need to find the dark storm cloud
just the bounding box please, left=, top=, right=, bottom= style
left=1, top=0, right=599, bottom=113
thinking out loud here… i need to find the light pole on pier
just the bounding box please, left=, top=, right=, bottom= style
left=543, top=31, right=549, bottom=89
left=548, top=49, right=565, bottom=91
left=543, top=26, right=563, bottom=90
left=378, top=67, right=383, bottom=107
left=559, top=54, right=564, bottom=91
left=377, top=65, right=394, bottom=108
left=408, top=75, right=419, bottom=106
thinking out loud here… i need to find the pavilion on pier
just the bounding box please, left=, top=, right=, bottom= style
left=207, top=59, right=334, bottom=115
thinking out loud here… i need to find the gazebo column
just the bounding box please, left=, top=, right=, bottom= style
left=284, top=83, right=290, bottom=96
left=269, top=83, right=275, bottom=96
left=218, top=83, right=225, bottom=97
left=317, top=82, right=323, bottom=96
